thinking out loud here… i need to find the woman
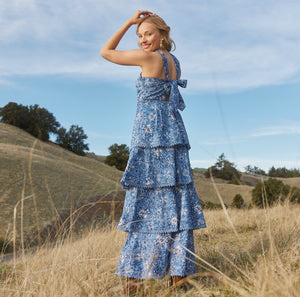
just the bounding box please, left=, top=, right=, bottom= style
left=100, top=10, right=206, bottom=293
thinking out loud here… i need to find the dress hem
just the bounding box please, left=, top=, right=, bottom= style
left=120, top=181, right=195, bottom=190
left=117, top=225, right=207, bottom=233
left=114, top=271, right=197, bottom=279
left=130, top=143, right=191, bottom=150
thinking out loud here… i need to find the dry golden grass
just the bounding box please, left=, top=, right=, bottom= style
left=0, top=202, right=299, bottom=297
left=1, top=123, right=300, bottom=296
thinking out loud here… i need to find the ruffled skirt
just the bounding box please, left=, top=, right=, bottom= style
left=115, top=230, right=196, bottom=279
left=115, top=102, right=205, bottom=279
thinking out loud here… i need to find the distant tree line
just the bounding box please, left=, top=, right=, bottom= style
left=244, top=165, right=267, bottom=176
left=0, top=102, right=89, bottom=156
left=204, top=153, right=300, bottom=180
left=267, top=166, right=300, bottom=178
left=245, top=165, right=300, bottom=178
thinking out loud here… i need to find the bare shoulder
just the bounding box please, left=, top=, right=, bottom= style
left=129, top=50, right=163, bottom=69
left=130, top=49, right=160, bottom=61
left=134, top=49, right=163, bottom=62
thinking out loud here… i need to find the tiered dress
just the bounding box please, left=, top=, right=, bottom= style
left=115, top=50, right=206, bottom=279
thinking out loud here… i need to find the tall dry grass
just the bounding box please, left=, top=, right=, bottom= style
left=0, top=202, right=299, bottom=297
left=1, top=124, right=299, bottom=296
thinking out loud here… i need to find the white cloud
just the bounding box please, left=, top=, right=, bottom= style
left=198, top=122, right=300, bottom=147
left=251, top=124, right=300, bottom=137
left=190, top=159, right=215, bottom=169
left=1, top=0, right=300, bottom=92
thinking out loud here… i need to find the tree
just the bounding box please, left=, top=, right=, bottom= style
left=0, top=102, right=60, bottom=141
left=205, top=153, right=241, bottom=181
left=268, top=166, right=300, bottom=178
left=286, top=168, right=300, bottom=178
left=27, top=104, right=60, bottom=140
left=56, top=127, right=70, bottom=149
left=0, top=102, right=30, bottom=129
left=251, top=178, right=290, bottom=207
left=56, top=125, right=89, bottom=156
left=244, top=165, right=266, bottom=176
left=105, top=143, right=130, bottom=171
left=232, top=194, right=244, bottom=208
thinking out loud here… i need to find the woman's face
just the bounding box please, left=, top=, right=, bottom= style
left=138, top=22, right=162, bottom=52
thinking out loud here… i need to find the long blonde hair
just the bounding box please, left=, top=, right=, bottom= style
left=136, top=15, right=176, bottom=52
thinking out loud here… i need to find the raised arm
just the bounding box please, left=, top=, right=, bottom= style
left=100, top=10, right=154, bottom=66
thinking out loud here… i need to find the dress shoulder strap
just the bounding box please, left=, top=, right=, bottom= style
left=156, top=50, right=169, bottom=80
left=170, top=54, right=180, bottom=80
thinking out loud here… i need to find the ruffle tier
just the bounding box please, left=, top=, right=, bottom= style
left=115, top=230, right=196, bottom=279
left=121, top=144, right=193, bottom=189
left=117, top=183, right=206, bottom=233
left=130, top=100, right=190, bottom=149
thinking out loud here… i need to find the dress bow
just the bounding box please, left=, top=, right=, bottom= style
left=168, top=79, right=187, bottom=111
left=177, top=79, right=187, bottom=88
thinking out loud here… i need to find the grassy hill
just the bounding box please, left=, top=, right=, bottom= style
left=1, top=123, right=300, bottom=248
left=192, top=169, right=271, bottom=206
left=0, top=123, right=125, bottom=244
left=193, top=170, right=253, bottom=206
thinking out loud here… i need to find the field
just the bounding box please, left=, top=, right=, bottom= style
left=0, top=123, right=299, bottom=296
left=0, top=203, right=299, bottom=296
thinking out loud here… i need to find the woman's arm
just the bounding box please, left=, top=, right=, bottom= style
left=100, top=10, right=153, bottom=66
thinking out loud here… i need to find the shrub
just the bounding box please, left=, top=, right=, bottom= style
left=228, top=177, right=240, bottom=185
left=251, top=178, right=290, bottom=207
left=232, top=194, right=244, bottom=209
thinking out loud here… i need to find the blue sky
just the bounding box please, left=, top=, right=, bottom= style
left=1, top=0, right=300, bottom=171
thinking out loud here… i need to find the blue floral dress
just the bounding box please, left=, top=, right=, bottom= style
left=115, top=50, right=206, bottom=279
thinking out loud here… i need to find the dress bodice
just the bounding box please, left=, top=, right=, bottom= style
left=130, top=51, right=190, bottom=149
left=136, top=50, right=187, bottom=112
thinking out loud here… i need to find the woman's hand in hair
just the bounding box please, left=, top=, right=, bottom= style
left=128, top=10, right=156, bottom=25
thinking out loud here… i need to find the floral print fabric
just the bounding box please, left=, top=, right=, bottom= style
left=131, top=99, right=190, bottom=149
left=116, top=50, right=206, bottom=279
left=115, top=230, right=196, bottom=279
left=120, top=145, right=193, bottom=189
left=118, top=184, right=206, bottom=233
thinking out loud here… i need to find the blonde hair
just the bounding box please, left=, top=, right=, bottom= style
left=136, top=15, right=176, bottom=52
